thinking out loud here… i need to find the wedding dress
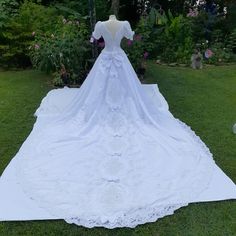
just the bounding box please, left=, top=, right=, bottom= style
left=0, top=20, right=236, bottom=229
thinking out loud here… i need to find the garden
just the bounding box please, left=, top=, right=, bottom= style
left=0, top=0, right=236, bottom=235
left=0, top=0, right=236, bottom=86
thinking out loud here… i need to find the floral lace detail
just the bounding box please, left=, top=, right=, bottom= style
left=64, top=203, right=189, bottom=229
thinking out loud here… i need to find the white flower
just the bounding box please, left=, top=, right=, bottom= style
left=233, top=123, right=236, bottom=134
left=90, top=37, right=94, bottom=43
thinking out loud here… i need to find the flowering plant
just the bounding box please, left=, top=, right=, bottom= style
left=121, top=17, right=153, bottom=74
left=187, top=8, right=199, bottom=17
left=29, top=16, right=90, bottom=85
left=204, top=49, right=214, bottom=59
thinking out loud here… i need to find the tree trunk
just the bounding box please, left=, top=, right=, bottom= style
left=110, top=0, right=120, bottom=17
left=88, top=0, right=98, bottom=58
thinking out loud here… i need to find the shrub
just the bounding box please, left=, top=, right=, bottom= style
left=0, top=0, right=19, bottom=28
left=121, top=16, right=153, bottom=71
left=29, top=16, right=90, bottom=85
left=152, top=10, right=194, bottom=64
left=226, top=28, right=236, bottom=54
left=0, top=0, right=58, bottom=67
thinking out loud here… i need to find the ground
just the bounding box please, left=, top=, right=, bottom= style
left=0, top=63, right=236, bottom=236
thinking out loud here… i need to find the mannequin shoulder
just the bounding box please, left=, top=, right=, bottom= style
left=123, top=20, right=132, bottom=29
left=95, top=20, right=102, bottom=26
left=124, top=20, right=131, bottom=25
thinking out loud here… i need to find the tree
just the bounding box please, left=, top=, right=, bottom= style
left=110, top=0, right=120, bottom=17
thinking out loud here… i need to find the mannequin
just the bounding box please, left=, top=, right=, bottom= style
left=104, top=14, right=123, bottom=38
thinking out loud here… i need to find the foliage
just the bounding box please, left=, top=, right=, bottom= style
left=0, top=0, right=92, bottom=85
left=0, top=20, right=32, bottom=67
left=121, top=16, right=153, bottom=71
left=206, top=42, right=232, bottom=64
left=184, top=1, right=236, bottom=64
left=149, top=8, right=194, bottom=64
left=0, top=0, right=59, bottom=67
left=53, top=0, right=86, bottom=19
left=138, top=4, right=236, bottom=65
left=0, top=0, right=19, bottom=28
left=53, top=0, right=110, bottom=21
left=29, top=16, right=90, bottom=85
left=225, top=2, right=236, bottom=30
left=195, top=28, right=236, bottom=64
left=0, top=0, right=236, bottom=69
left=226, top=28, right=236, bottom=54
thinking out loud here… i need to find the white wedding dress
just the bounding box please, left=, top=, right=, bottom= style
left=0, top=20, right=236, bottom=229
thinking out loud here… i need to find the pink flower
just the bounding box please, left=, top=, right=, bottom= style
left=144, top=52, right=149, bottom=59
left=204, top=49, right=213, bottom=58
left=134, top=34, right=142, bottom=41
left=187, top=8, right=198, bottom=17
left=127, top=39, right=133, bottom=46
left=34, top=44, right=40, bottom=50
left=32, top=31, right=35, bottom=36
left=98, top=41, right=105, bottom=47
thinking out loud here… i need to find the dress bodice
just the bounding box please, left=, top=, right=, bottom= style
left=92, top=20, right=135, bottom=52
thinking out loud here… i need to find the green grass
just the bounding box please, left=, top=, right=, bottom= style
left=0, top=65, right=236, bottom=236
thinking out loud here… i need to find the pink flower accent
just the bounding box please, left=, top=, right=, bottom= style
left=187, top=8, right=199, bottom=17
left=98, top=41, right=105, bottom=47
left=134, top=34, right=142, bottom=41
left=127, top=39, right=133, bottom=46
left=32, top=31, right=35, bottom=36
left=34, top=44, right=40, bottom=50
left=204, top=49, right=213, bottom=58
left=144, top=52, right=149, bottom=59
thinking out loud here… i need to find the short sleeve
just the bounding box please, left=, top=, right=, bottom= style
left=123, top=21, right=135, bottom=40
left=92, top=21, right=102, bottom=39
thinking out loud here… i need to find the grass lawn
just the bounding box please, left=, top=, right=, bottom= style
left=0, top=64, right=236, bottom=236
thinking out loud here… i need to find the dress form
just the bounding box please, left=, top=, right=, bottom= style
left=104, top=15, right=122, bottom=38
